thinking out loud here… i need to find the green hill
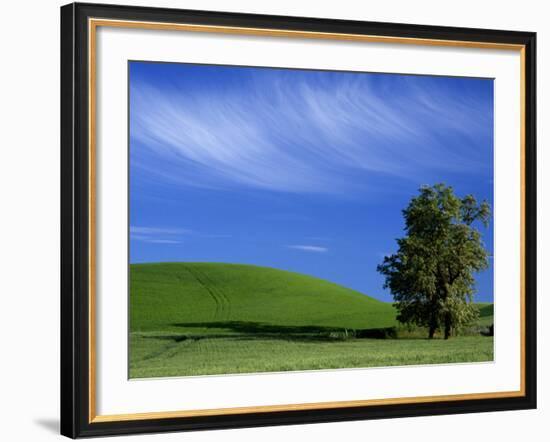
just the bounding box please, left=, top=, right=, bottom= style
left=130, top=262, right=397, bottom=335
left=476, top=302, right=494, bottom=327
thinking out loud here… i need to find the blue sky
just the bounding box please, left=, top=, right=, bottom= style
left=129, top=61, right=494, bottom=303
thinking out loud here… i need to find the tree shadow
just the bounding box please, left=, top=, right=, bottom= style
left=161, top=320, right=397, bottom=342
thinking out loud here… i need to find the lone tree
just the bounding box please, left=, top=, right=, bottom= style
left=377, top=184, right=490, bottom=339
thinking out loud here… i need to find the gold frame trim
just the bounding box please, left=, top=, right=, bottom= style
left=88, top=18, right=527, bottom=424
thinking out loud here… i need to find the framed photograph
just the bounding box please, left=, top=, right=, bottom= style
left=60, top=2, right=536, bottom=438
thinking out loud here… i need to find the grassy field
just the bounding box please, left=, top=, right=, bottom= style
left=130, top=262, right=493, bottom=378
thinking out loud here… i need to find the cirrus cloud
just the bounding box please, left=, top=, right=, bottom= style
left=130, top=64, right=493, bottom=196
left=287, top=245, right=328, bottom=253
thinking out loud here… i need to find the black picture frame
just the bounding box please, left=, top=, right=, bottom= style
left=61, top=2, right=537, bottom=438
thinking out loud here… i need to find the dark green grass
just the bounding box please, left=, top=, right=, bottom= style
left=130, top=263, right=493, bottom=378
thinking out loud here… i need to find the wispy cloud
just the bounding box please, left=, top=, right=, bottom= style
left=130, top=65, right=493, bottom=196
left=287, top=245, right=328, bottom=253
left=130, top=226, right=193, bottom=235
left=130, top=225, right=189, bottom=244
left=143, top=239, right=181, bottom=244
left=130, top=225, right=230, bottom=244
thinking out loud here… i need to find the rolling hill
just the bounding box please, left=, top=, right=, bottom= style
left=130, top=262, right=398, bottom=335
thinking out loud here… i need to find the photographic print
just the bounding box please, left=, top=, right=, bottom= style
left=129, top=62, right=495, bottom=379
left=61, top=5, right=536, bottom=436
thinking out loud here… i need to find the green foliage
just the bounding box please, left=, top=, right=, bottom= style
left=377, top=184, right=490, bottom=339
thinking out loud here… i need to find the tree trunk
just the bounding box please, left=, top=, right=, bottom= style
left=428, top=325, right=436, bottom=339
left=444, top=314, right=452, bottom=339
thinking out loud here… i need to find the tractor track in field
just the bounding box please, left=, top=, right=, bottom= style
left=183, top=267, right=231, bottom=320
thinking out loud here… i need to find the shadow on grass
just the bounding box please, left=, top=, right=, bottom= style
left=150, top=320, right=399, bottom=343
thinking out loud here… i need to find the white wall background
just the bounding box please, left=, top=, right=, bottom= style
left=0, top=0, right=546, bottom=440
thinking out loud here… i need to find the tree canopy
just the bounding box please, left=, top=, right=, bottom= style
left=377, top=184, right=490, bottom=339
